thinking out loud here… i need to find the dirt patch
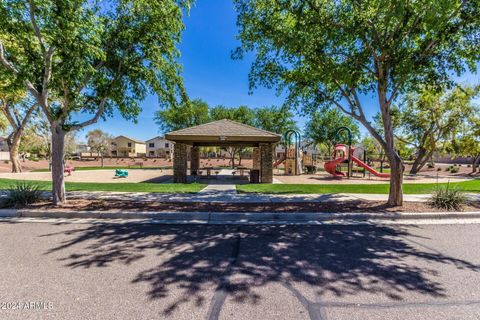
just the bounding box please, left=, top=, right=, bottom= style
left=0, top=158, right=248, bottom=173
left=25, top=199, right=480, bottom=213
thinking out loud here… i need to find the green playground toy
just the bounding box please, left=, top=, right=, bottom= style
left=115, top=169, right=129, bottom=178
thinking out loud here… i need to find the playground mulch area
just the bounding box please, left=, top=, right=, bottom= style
left=25, top=199, right=480, bottom=213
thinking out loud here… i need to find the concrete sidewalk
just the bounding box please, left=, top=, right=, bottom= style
left=63, top=190, right=480, bottom=203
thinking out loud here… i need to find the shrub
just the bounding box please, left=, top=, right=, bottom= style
left=445, top=167, right=451, bottom=171
left=450, top=166, right=459, bottom=173
left=3, top=160, right=9, bottom=164
left=4, top=182, right=43, bottom=208
left=429, top=183, right=467, bottom=211
left=427, top=163, right=435, bottom=168
left=437, top=167, right=442, bottom=171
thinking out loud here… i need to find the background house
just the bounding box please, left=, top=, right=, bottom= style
left=146, top=136, right=173, bottom=158
left=0, top=137, right=9, bottom=152
left=0, top=137, right=9, bottom=161
left=110, top=136, right=146, bottom=157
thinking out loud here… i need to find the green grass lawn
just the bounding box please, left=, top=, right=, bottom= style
left=237, top=179, right=480, bottom=194
left=0, top=178, right=205, bottom=193
left=31, top=166, right=173, bottom=172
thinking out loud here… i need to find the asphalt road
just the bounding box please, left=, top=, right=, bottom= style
left=1, top=221, right=480, bottom=320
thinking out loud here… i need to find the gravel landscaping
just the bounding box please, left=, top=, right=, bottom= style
left=23, top=199, right=480, bottom=213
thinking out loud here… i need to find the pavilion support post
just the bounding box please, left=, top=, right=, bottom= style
left=190, top=146, right=200, bottom=175
left=252, top=147, right=261, bottom=170
left=173, top=143, right=188, bottom=183
left=260, top=143, right=274, bottom=183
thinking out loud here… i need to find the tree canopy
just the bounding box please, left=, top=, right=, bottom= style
left=86, top=129, right=113, bottom=167
left=0, top=0, right=189, bottom=128
left=234, top=0, right=480, bottom=205
left=210, top=105, right=256, bottom=125
left=444, top=95, right=480, bottom=172
left=156, top=99, right=296, bottom=135
left=304, top=108, right=360, bottom=154
left=254, top=105, right=296, bottom=134
left=155, top=98, right=209, bottom=132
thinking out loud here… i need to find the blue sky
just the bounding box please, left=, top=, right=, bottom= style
left=79, top=0, right=478, bottom=142
left=81, top=0, right=288, bottom=142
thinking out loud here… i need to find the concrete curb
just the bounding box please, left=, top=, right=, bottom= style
left=2, top=209, right=480, bottom=224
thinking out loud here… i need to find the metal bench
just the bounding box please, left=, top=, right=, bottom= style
left=129, top=162, right=143, bottom=168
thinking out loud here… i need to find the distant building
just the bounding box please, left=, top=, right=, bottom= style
left=275, top=140, right=320, bottom=156
left=433, top=152, right=473, bottom=165
left=75, top=144, right=90, bottom=153
left=110, top=136, right=146, bottom=157
left=145, top=136, right=173, bottom=158
left=0, top=137, right=9, bottom=152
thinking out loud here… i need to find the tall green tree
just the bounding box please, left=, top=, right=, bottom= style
left=398, top=85, right=479, bottom=174
left=234, top=0, right=480, bottom=205
left=304, top=108, right=360, bottom=155
left=21, top=112, right=52, bottom=164
left=445, top=106, right=480, bottom=173
left=155, top=98, right=209, bottom=132
left=0, top=57, right=37, bottom=172
left=210, top=105, right=256, bottom=125
left=254, top=105, right=296, bottom=135
left=0, top=0, right=190, bottom=204
left=86, top=129, right=113, bottom=168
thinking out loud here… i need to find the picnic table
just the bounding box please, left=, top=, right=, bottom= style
left=129, top=162, right=143, bottom=168
left=203, top=167, right=213, bottom=177
left=237, top=166, right=249, bottom=176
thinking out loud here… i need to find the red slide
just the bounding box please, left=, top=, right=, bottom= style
left=273, top=154, right=285, bottom=168
left=351, top=155, right=390, bottom=178
left=324, top=144, right=348, bottom=177
left=324, top=156, right=346, bottom=177
left=324, top=144, right=390, bottom=178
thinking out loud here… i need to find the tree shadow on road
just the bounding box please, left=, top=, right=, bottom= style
left=40, top=223, right=480, bottom=316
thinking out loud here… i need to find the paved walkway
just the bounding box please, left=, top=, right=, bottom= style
left=199, top=184, right=237, bottom=194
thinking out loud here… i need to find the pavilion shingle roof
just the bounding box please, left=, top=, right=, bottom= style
left=165, top=119, right=281, bottom=143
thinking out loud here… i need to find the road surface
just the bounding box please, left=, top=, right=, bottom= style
left=1, top=221, right=479, bottom=319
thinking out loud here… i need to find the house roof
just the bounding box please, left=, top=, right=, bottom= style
left=145, top=136, right=166, bottom=142
left=165, top=119, right=281, bottom=144
left=114, top=135, right=145, bottom=144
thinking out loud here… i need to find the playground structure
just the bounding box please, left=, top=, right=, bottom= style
left=302, top=153, right=322, bottom=174
left=324, top=144, right=390, bottom=179
left=277, top=129, right=302, bottom=175
left=321, top=127, right=390, bottom=179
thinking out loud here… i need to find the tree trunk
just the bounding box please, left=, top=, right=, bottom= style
left=378, top=82, right=404, bottom=206
left=472, top=155, right=480, bottom=173
left=388, top=152, right=404, bottom=206
left=51, top=123, right=67, bottom=205
left=7, top=132, right=23, bottom=173
left=101, top=155, right=104, bottom=168
left=409, top=147, right=426, bottom=174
